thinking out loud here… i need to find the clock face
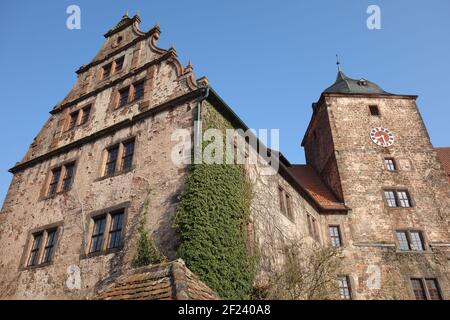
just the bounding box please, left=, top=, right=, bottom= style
left=370, top=127, right=395, bottom=147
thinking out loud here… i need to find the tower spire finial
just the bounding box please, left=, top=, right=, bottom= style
left=336, top=54, right=341, bottom=72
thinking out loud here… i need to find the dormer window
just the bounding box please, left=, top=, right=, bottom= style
left=357, top=79, right=368, bottom=86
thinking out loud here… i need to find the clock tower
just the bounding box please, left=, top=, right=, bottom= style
left=301, top=70, right=450, bottom=299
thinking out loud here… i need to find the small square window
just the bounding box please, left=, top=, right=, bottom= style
left=103, top=139, right=136, bottom=177
left=25, top=227, right=60, bottom=267
left=46, top=163, right=76, bottom=197
left=369, top=105, right=380, bottom=116
left=384, top=158, right=396, bottom=171
left=89, top=209, right=126, bottom=255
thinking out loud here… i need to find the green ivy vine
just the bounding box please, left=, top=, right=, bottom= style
left=173, top=101, right=256, bottom=299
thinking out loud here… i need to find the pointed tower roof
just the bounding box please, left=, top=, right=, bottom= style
left=324, top=71, right=392, bottom=95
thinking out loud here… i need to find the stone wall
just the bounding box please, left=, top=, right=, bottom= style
left=305, top=93, right=450, bottom=299
left=0, top=100, right=196, bottom=299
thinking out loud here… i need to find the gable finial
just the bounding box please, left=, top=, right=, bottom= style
left=123, top=10, right=129, bottom=18
left=336, top=54, right=341, bottom=72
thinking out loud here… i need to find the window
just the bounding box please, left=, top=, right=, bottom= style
left=102, top=62, right=112, bottom=79
left=338, top=276, right=352, bottom=300
left=90, top=216, right=107, bottom=253
left=28, top=232, right=43, bottom=266
left=48, top=167, right=61, bottom=197
left=278, top=186, right=293, bottom=220
left=396, top=230, right=425, bottom=251
left=61, top=162, right=75, bottom=192
left=329, top=225, right=342, bottom=247
left=384, top=189, right=413, bottom=208
left=114, top=56, right=124, bottom=72
left=108, top=211, right=124, bottom=249
left=133, top=81, right=145, bottom=102
left=118, top=87, right=130, bottom=108
left=67, top=105, right=91, bottom=130
left=121, top=140, right=135, bottom=171
left=68, top=111, right=79, bottom=131
left=307, top=214, right=319, bottom=241
left=384, top=158, right=396, bottom=171
left=46, top=162, right=76, bottom=197
left=116, top=81, right=145, bottom=108
left=79, top=105, right=91, bottom=125
left=89, top=209, right=125, bottom=254
left=411, top=278, right=442, bottom=300
left=409, top=231, right=425, bottom=251
left=103, top=139, right=135, bottom=177
left=369, top=105, right=380, bottom=116
left=42, top=229, right=57, bottom=263
left=426, top=279, right=443, bottom=300
left=278, top=187, right=286, bottom=215
left=105, top=146, right=119, bottom=177
left=26, top=227, right=59, bottom=267
left=397, top=191, right=411, bottom=207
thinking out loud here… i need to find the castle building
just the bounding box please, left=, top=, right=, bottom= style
left=0, top=15, right=449, bottom=300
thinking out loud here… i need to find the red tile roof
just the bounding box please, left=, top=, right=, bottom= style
left=96, top=259, right=219, bottom=300
left=288, top=165, right=347, bottom=211
left=436, top=147, right=450, bottom=182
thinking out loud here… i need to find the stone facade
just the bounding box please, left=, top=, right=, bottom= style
left=0, top=15, right=448, bottom=300
left=301, top=92, right=450, bottom=299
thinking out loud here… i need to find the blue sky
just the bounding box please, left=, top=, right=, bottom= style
left=1, top=0, right=449, bottom=205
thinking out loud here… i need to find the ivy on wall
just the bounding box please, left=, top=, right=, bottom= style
left=133, top=196, right=165, bottom=267
left=174, top=102, right=256, bottom=299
